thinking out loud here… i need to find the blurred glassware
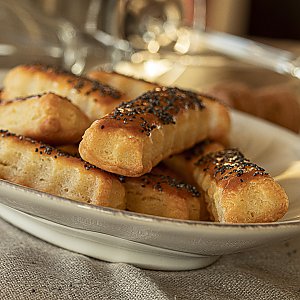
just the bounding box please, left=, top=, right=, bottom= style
left=81, top=0, right=300, bottom=85
left=203, top=30, right=300, bottom=80
left=82, top=0, right=206, bottom=54
left=81, top=0, right=207, bottom=81
left=0, top=0, right=75, bottom=70
left=0, top=0, right=118, bottom=74
left=1, top=0, right=300, bottom=85
left=0, top=0, right=207, bottom=77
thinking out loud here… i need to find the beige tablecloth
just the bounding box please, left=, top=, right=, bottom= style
left=1, top=218, right=299, bottom=300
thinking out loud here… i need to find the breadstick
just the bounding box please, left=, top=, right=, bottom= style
left=193, top=148, right=288, bottom=223
left=87, top=70, right=159, bottom=99
left=0, top=130, right=125, bottom=209
left=164, top=140, right=224, bottom=186
left=59, top=140, right=202, bottom=220
left=57, top=144, right=80, bottom=157
left=164, top=140, right=224, bottom=221
left=120, top=166, right=202, bottom=220
left=0, top=93, right=90, bottom=145
left=79, top=87, right=230, bottom=177
left=2, top=64, right=127, bottom=121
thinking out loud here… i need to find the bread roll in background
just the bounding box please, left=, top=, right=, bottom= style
left=207, top=81, right=254, bottom=114
left=207, top=81, right=300, bottom=133
left=254, top=85, right=300, bottom=132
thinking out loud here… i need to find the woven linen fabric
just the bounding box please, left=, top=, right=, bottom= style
left=1, top=218, right=300, bottom=300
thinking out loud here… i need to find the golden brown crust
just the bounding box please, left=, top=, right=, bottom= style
left=0, top=93, right=90, bottom=145
left=208, top=81, right=300, bottom=133
left=120, top=166, right=201, bottom=220
left=164, top=140, right=224, bottom=186
left=2, top=64, right=127, bottom=121
left=87, top=70, right=160, bottom=99
left=207, top=81, right=253, bottom=112
left=79, top=87, right=230, bottom=177
left=254, top=85, right=300, bottom=133
left=0, top=130, right=126, bottom=209
left=194, top=149, right=289, bottom=223
left=204, top=97, right=231, bottom=146
left=163, top=140, right=225, bottom=221
left=57, top=144, right=80, bottom=157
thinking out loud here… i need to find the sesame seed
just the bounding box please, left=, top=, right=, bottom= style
left=108, top=87, right=206, bottom=136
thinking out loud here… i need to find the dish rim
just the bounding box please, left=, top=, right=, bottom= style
left=1, top=178, right=299, bottom=229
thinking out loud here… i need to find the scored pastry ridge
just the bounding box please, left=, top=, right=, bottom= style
left=79, top=87, right=230, bottom=177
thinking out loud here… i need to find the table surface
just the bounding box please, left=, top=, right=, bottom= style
left=1, top=218, right=300, bottom=300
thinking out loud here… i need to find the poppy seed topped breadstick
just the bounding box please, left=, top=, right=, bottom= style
left=120, top=167, right=202, bottom=221
left=79, top=87, right=230, bottom=177
left=194, top=148, right=289, bottom=223
left=0, top=130, right=126, bottom=209
left=2, top=64, right=127, bottom=121
left=163, top=140, right=225, bottom=221
left=164, top=140, right=225, bottom=186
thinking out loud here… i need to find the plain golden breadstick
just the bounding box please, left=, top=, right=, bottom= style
left=79, top=87, right=230, bottom=177
left=193, top=148, right=288, bottom=223
left=0, top=93, right=90, bottom=145
left=0, top=130, right=126, bottom=209
left=121, top=166, right=202, bottom=220
left=87, top=70, right=159, bottom=99
left=2, top=64, right=127, bottom=121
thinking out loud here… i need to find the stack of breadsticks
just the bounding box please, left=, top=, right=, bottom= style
left=0, top=64, right=288, bottom=223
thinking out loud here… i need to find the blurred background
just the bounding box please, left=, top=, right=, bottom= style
left=30, top=0, right=300, bottom=43
left=1, top=0, right=300, bottom=69
left=29, top=0, right=300, bottom=39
